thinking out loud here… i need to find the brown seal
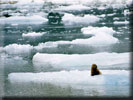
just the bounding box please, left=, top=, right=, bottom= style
left=91, top=64, right=101, bottom=76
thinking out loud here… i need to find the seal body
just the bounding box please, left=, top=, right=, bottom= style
left=91, top=64, right=101, bottom=76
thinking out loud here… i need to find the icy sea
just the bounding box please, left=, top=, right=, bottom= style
left=0, top=0, right=132, bottom=97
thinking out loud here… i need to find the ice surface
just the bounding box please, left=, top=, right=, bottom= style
left=8, top=70, right=130, bottom=86
left=22, top=32, right=46, bottom=37
left=62, top=13, right=99, bottom=25
left=79, top=26, right=119, bottom=45
left=35, top=41, right=71, bottom=51
left=33, top=52, right=130, bottom=69
left=55, top=5, right=91, bottom=11
left=113, top=21, right=129, bottom=25
left=81, top=26, right=115, bottom=36
left=34, top=42, right=58, bottom=51
left=3, top=44, right=33, bottom=55
left=0, top=15, right=48, bottom=24
left=71, top=34, right=118, bottom=45
left=2, top=41, right=68, bottom=55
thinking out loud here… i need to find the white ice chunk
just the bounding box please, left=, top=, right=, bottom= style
left=113, top=21, right=129, bottom=25
left=81, top=26, right=115, bottom=36
left=22, top=32, right=45, bottom=37
left=3, top=44, right=33, bottom=55
left=71, top=33, right=118, bottom=45
left=0, top=15, right=48, bottom=24
left=62, top=13, right=99, bottom=25
left=79, top=26, right=119, bottom=45
left=55, top=5, right=91, bottom=11
left=8, top=70, right=130, bottom=86
left=33, top=52, right=130, bottom=69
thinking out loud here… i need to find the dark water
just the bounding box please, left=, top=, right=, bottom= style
left=0, top=1, right=131, bottom=97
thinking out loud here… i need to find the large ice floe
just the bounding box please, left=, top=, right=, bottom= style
left=0, top=15, right=48, bottom=24
left=79, top=26, right=119, bottom=45
left=81, top=26, right=115, bottom=36
left=22, top=32, right=46, bottom=37
left=32, top=52, right=130, bottom=70
left=3, top=44, right=33, bottom=55
left=8, top=70, right=130, bottom=86
left=62, top=13, right=99, bottom=25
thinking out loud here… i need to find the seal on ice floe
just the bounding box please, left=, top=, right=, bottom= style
left=91, top=64, right=101, bottom=76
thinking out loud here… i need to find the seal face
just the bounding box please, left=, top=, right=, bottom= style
left=91, top=64, right=101, bottom=76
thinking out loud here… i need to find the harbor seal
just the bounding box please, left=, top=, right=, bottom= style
left=91, top=64, right=101, bottom=76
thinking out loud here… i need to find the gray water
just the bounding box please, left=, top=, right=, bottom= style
left=0, top=1, right=131, bottom=97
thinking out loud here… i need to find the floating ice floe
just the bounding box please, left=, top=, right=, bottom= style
left=62, top=13, right=99, bottom=25
left=35, top=41, right=71, bottom=50
left=71, top=34, right=118, bottom=45
left=113, top=21, right=129, bottom=25
left=79, top=26, right=119, bottom=45
left=22, top=32, right=46, bottom=37
left=35, top=42, right=58, bottom=51
left=3, top=44, right=33, bottom=55
left=81, top=26, right=115, bottom=35
left=0, top=15, right=48, bottom=24
left=55, top=4, right=91, bottom=11
left=8, top=70, right=130, bottom=86
left=33, top=52, right=130, bottom=70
